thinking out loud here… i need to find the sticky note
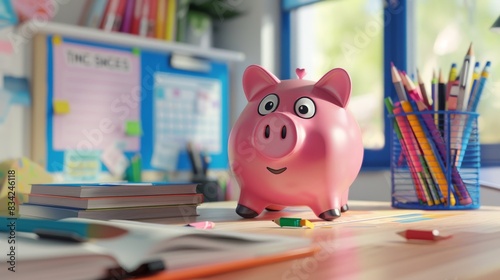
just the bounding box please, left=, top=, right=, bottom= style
left=53, top=100, right=70, bottom=114
left=125, top=120, right=142, bottom=136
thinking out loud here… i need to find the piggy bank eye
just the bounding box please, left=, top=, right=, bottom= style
left=258, top=94, right=279, bottom=115
left=294, top=97, right=316, bottom=119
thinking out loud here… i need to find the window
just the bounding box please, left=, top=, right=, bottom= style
left=282, top=0, right=407, bottom=168
left=290, top=0, right=384, bottom=149
left=283, top=0, right=500, bottom=167
left=410, top=0, right=500, bottom=165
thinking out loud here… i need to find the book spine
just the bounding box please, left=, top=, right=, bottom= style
left=120, top=0, right=136, bottom=33
left=130, top=0, right=143, bottom=34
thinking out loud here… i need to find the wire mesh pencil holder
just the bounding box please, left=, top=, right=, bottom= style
left=389, top=110, right=480, bottom=210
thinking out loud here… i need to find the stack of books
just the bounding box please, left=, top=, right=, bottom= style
left=20, top=182, right=202, bottom=220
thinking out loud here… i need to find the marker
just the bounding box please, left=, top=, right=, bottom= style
left=397, top=229, right=452, bottom=241
left=185, top=221, right=215, bottom=230
left=272, top=217, right=314, bottom=229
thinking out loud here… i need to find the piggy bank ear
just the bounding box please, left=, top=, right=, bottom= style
left=242, top=65, right=280, bottom=102
left=313, top=68, right=351, bottom=108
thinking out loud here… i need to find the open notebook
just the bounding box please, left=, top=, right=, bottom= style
left=0, top=219, right=314, bottom=280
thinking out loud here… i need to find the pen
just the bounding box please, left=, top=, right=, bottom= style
left=273, top=217, right=314, bottom=229
left=397, top=229, right=451, bottom=241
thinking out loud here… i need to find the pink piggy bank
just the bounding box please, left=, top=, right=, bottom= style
left=228, top=65, right=364, bottom=221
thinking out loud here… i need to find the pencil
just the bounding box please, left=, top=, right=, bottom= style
left=456, top=43, right=474, bottom=112
left=401, top=100, right=455, bottom=205
left=437, top=69, right=447, bottom=135
left=417, top=68, right=431, bottom=108
left=391, top=62, right=408, bottom=101
left=431, top=70, right=438, bottom=126
left=446, top=63, right=458, bottom=101
left=449, top=44, right=474, bottom=171
left=397, top=229, right=451, bottom=241
left=386, top=97, right=429, bottom=205
left=456, top=61, right=491, bottom=168
left=391, top=101, right=434, bottom=205
left=467, top=61, right=490, bottom=113
left=273, top=217, right=314, bottom=229
left=410, top=96, right=472, bottom=205
left=466, top=61, right=481, bottom=110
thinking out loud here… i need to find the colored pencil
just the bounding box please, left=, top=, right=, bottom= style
left=386, top=97, right=430, bottom=205
left=456, top=43, right=474, bottom=112
left=397, top=229, right=452, bottom=241
left=392, top=102, right=435, bottom=205
left=431, top=70, right=438, bottom=126
left=446, top=63, right=458, bottom=101
left=456, top=61, right=491, bottom=168
left=417, top=68, right=431, bottom=108
left=409, top=94, right=472, bottom=205
left=401, top=100, right=455, bottom=205
left=437, top=70, right=447, bottom=135
left=391, top=62, right=408, bottom=101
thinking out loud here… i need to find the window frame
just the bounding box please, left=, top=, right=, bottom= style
left=281, top=0, right=500, bottom=168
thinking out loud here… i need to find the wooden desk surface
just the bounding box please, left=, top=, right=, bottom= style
left=146, top=200, right=500, bottom=280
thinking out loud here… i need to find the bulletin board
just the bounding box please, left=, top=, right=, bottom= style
left=32, top=34, right=229, bottom=180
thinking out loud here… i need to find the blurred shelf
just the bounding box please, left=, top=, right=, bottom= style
left=18, top=21, right=245, bottom=63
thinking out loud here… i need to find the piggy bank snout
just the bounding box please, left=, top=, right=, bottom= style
left=252, top=113, right=298, bottom=159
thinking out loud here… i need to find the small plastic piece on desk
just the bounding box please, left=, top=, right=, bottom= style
left=397, top=229, right=452, bottom=241
left=185, top=221, right=215, bottom=229
left=273, top=217, right=314, bottom=229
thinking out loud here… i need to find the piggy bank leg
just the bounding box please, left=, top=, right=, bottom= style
left=341, top=189, right=350, bottom=213
left=236, top=192, right=267, bottom=218
left=310, top=200, right=342, bottom=221
left=318, top=209, right=341, bottom=221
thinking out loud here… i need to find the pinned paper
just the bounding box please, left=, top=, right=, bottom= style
left=0, top=89, right=10, bottom=123
left=4, top=76, right=30, bottom=105
left=63, top=150, right=101, bottom=182
left=0, top=1, right=18, bottom=28
left=101, top=144, right=129, bottom=178
left=0, top=40, right=14, bottom=54
left=125, top=120, right=142, bottom=136
left=53, top=100, right=70, bottom=114
left=151, top=142, right=180, bottom=171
